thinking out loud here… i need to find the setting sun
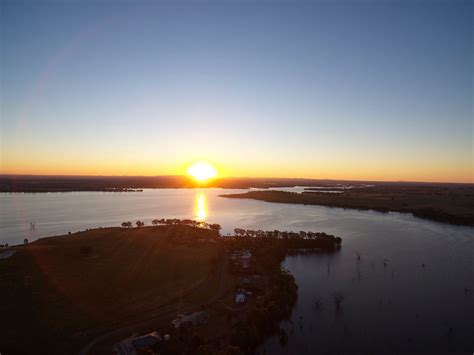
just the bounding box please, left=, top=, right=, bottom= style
left=187, top=162, right=218, bottom=181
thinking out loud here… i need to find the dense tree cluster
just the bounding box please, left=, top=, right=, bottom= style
left=233, top=228, right=333, bottom=240
left=230, top=270, right=298, bottom=353
left=229, top=229, right=341, bottom=251
left=221, top=231, right=341, bottom=353
left=151, top=218, right=222, bottom=233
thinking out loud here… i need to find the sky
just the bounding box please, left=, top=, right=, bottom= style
left=1, top=0, right=472, bottom=183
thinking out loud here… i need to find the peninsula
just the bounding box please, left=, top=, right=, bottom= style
left=221, top=184, right=474, bottom=226
left=0, top=220, right=340, bottom=354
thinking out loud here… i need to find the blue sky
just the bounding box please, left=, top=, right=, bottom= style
left=1, top=0, right=472, bottom=182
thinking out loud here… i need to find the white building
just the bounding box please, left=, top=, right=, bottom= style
left=235, top=293, right=246, bottom=304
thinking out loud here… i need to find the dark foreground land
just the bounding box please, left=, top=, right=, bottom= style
left=0, top=221, right=340, bottom=354
left=222, top=184, right=474, bottom=226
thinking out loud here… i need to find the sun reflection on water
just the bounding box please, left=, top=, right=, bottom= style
left=196, top=192, right=207, bottom=221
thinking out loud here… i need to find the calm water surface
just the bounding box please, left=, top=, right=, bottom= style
left=1, top=189, right=473, bottom=353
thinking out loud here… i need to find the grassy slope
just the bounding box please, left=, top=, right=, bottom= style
left=0, top=226, right=220, bottom=354
left=221, top=186, right=474, bottom=226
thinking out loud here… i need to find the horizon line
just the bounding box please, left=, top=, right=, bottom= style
left=0, top=173, right=472, bottom=185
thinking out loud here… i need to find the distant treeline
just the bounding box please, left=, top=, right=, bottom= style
left=1, top=174, right=470, bottom=192
left=222, top=188, right=474, bottom=226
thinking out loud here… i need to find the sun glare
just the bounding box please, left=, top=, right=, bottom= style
left=188, top=162, right=217, bottom=181
left=196, top=192, right=207, bottom=220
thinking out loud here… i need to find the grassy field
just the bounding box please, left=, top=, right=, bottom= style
left=0, top=225, right=222, bottom=354
left=221, top=185, right=474, bottom=226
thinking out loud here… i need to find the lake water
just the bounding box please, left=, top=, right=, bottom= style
left=1, top=188, right=473, bottom=353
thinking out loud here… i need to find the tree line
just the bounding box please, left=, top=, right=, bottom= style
left=121, top=218, right=222, bottom=233
left=233, top=228, right=341, bottom=243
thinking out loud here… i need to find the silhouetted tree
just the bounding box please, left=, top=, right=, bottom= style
left=314, top=297, right=323, bottom=310
left=234, top=228, right=245, bottom=237
left=136, top=220, right=145, bottom=228
left=182, top=219, right=193, bottom=226
left=209, top=223, right=222, bottom=233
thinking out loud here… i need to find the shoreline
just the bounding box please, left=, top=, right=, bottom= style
left=220, top=190, right=474, bottom=227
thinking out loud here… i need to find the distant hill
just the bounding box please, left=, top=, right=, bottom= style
left=1, top=174, right=471, bottom=192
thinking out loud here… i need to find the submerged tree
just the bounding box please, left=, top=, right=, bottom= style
left=333, top=291, right=345, bottom=311
left=279, top=328, right=288, bottom=347
left=314, top=297, right=323, bottom=310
